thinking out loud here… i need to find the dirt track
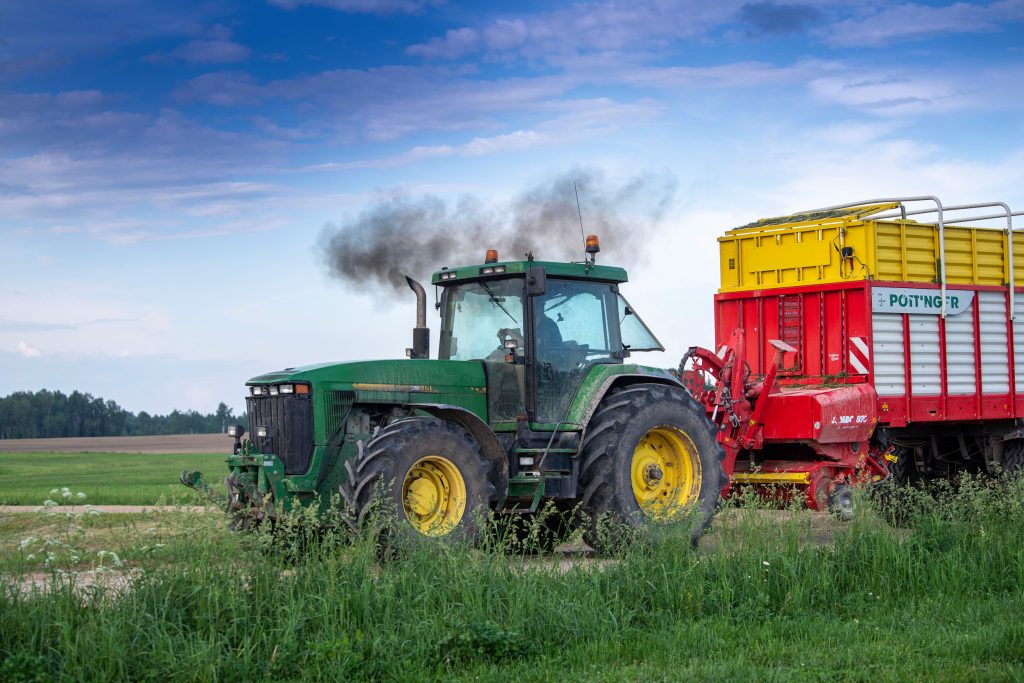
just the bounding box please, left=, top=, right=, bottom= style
left=0, top=434, right=230, bottom=454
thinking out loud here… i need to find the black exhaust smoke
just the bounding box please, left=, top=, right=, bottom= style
left=319, top=167, right=678, bottom=297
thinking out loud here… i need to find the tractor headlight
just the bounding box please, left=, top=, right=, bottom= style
left=269, top=385, right=279, bottom=396
left=227, top=424, right=245, bottom=438
left=250, top=386, right=265, bottom=396
left=256, top=426, right=269, bottom=438
left=278, top=384, right=294, bottom=394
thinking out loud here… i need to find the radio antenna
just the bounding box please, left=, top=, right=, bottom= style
left=573, top=181, right=586, bottom=250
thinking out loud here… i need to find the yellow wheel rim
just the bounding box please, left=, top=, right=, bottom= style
left=630, top=426, right=701, bottom=521
left=402, top=455, right=467, bottom=537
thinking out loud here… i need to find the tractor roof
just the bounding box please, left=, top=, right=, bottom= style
left=430, top=259, right=628, bottom=286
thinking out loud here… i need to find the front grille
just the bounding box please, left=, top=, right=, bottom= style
left=246, top=393, right=314, bottom=475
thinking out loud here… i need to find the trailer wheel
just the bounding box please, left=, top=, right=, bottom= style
left=578, top=383, right=725, bottom=549
left=340, top=418, right=494, bottom=545
left=827, top=484, right=855, bottom=521
left=888, top=448, right=917, bottom=485
left=1004, top=440, right=1024, bottom=477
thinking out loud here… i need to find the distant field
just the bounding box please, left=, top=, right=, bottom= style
left=0, top=451, right=227, bottom=505
left=0, top=434, right=230, bottom=454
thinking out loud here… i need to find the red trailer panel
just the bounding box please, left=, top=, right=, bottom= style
left=714, top=282, right=1024, bottom=427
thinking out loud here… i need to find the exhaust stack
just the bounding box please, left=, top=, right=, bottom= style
left=405, top=275, right=429, bottom=359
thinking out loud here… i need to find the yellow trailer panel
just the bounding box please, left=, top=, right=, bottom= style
left=720, top=202, right=1021, bottom=293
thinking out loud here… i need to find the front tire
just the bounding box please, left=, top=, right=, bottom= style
left=578, top=383, right=725, bottom=549
left=341, top=418, right=494, bottom=544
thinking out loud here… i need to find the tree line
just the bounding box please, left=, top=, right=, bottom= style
left=0, top=389, right=247, bottom=439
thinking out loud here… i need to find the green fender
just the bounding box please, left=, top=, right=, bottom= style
left=566, top=364, right=684, bottom=430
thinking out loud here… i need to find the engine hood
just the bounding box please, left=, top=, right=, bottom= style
left=247, top=358, right=486, bottom=395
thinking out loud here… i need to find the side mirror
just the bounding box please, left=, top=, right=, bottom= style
left=527, top=266, right=546, bottom=296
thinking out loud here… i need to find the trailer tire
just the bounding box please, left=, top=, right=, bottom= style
left=578, top=383, right=725, bottom=550
left=888, top=448, right=916, bottom=485
left=340, top=418, right=494, bottom=546
left=1004, top=440, right=1024, bottom=477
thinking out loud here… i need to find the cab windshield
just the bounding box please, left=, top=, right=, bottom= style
left=439, top=278, right=526, bottom=361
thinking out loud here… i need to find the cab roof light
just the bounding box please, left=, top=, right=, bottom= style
left=484, top=249, right=498, bottom=263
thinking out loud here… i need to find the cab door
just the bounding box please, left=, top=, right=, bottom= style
left=439, top=277, right=528, bottom=427
left=530, top=279, right=620, bottom=425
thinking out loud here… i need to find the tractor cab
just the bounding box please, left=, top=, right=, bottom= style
left=432, top=246, right=664, bottom=428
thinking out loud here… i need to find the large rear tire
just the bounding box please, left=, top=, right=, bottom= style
left=340, top=418, right=494, bottom=545
left=578, top=383, right=725, bottom=549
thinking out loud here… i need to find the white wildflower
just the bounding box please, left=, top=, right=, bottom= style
left=75, top=492, right=87, bottom=500
left=19, top=537, right=36, bottom=549
left=762, top=561, right=770, bottom=567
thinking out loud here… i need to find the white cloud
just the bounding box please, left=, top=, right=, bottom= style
left=17, top=340, right=42, bottom=358
left=406, top=0, right=745, bottom=61
left=302, top=97, right=661, bottom=170
left=169, top=39, right=251, bottom=64
left=268, top=0, right=444, bottom=14
left=823, top=0, right=1024, bottom=48
left=808, top=63, right=1024, bottom=116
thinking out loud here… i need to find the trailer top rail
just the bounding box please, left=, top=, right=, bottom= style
left=719, top=195, right=1021, bottom=318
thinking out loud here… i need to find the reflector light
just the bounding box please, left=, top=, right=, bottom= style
left=585, top=234, right=601, bottom=254
left=295, top=384, right=310, bottom=394
left=485, top=249, right=498, bottom=263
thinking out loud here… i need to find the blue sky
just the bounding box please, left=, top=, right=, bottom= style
left=2, top=0, right=1023, bottom=415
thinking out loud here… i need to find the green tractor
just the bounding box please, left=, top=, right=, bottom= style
left=182, top=240, right=724, bottom=546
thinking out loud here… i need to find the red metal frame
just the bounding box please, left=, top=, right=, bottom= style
left=685, top=277, right=1024, bottom=511
left=683, top=330, right=888, bottom=511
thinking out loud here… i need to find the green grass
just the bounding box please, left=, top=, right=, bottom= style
left=0, top=452, right=227, bottom=505
left=1, top=477, right=1023, bottom=682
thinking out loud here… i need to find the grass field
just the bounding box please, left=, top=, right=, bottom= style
left=0, top=452, right=227, bottom=505
left=1, top=474, right=1023, bottom=681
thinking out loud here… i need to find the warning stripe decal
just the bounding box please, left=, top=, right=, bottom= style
left=849, top=336, right=870, bottom=375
